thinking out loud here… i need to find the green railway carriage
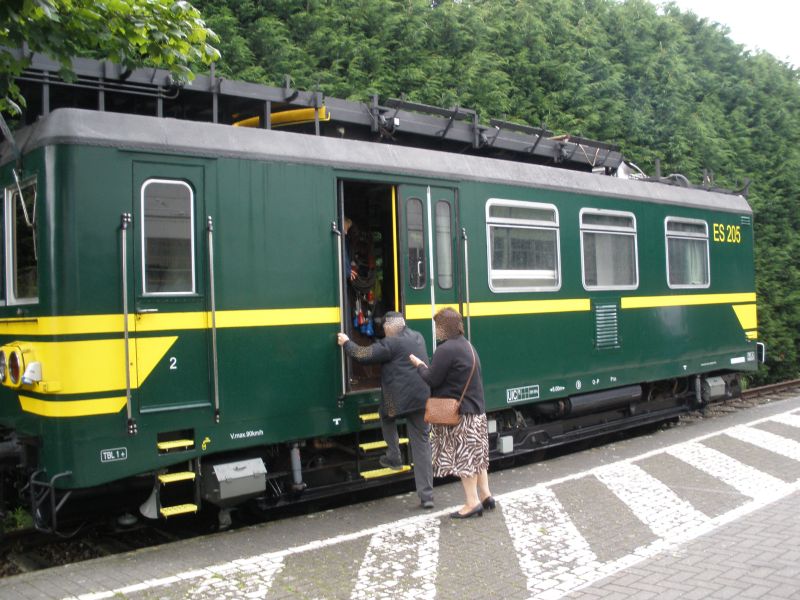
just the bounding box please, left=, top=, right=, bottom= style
left=0, top=67, right=759, bottom=531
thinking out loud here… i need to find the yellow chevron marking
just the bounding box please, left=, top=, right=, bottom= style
left=18, top=395, right=127, bottom=418
left=621, top=293, right=756, bottom=309
left=21, top=337, right=177, bottom=395
left=732, top=304, right=758, bottom=331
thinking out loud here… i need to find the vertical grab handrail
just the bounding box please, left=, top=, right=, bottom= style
left=426, top=186, right=437, bottom=352
left=207, top=216, right=221, bottom=423
left=462, top=227, right=472, bottom=341
left=120, top=213, right=137, bottom=435
left=332, top=219, right=347, bottom=398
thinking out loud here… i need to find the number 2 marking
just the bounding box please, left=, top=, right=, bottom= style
left=169, top=357, right=178, bottom=370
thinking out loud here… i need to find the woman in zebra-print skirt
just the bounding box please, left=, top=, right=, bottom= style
left=409, top=308, right=494, bottom=519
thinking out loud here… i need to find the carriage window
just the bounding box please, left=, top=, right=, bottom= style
left=5, top=179, right=38, bottom=303
left=486, top=199, right=560, bottom=292
left=581, top=209, right=638, bottom=290
left=666, top=218, right=709, bottom=288
left=142, top=179, right=195, bottom=294
left=407, top=198, right=426, bottom=289
left=435, top=201, right=453, bottom=289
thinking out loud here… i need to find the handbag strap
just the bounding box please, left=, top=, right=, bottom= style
left=456, top=342, right=477, bottom=407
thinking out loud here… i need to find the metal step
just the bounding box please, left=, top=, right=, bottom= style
left=156, top=439, right=195, bottom=452
left=359, top=412, right=380, bottom=423
left=360, top=465, right=412, bottom=480
left=359, top=438, right=409, bottom=452
left=159, top=503, right=198, bottom=518
left=158, top=471, right=196, bottom=485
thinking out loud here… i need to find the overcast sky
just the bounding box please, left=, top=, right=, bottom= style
left=656, top=0, right=799, bottom=67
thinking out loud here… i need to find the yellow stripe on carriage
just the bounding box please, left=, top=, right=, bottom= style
left=468, top=298, right=590, bottom=317
left=405, top=299, right=590, bottom=320
left=404, top=303, right=460, bottom=320
left=18, top=395, right=127, bottom=417
left=0, top=307, right=341, bottom=336
left=621, top=292, right=756, bottom=309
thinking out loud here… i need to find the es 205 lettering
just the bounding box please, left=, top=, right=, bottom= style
left=713, top=223, right=741, bottom=244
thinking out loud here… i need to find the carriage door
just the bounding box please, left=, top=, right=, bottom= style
left=399, top=185, right=459, bottom=352
left=131, top=163, right=213, bottom=414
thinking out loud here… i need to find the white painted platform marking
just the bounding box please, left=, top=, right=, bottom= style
left=767, top=412, right=800, bottom=429
left=667, top=441, right=789, bottom=500
left=351, top=516, right=439, bottom=600
left=61, top=405, right=800, bottom=600
left=594, top=462, right=710, bottom=539
left=186, top=556, right=284, bottom=599
left=502, top=485, right=602, bottom=599
left=725, top=424, right=800, bottom=462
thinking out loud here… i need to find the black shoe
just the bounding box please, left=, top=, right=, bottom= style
left=379, top=456, right=403, bottom=470
left=449, top=504, right=483, bottom=519
left=420, top=500, right=435, bottom=509
left=481, top=496, right=496, bottom=510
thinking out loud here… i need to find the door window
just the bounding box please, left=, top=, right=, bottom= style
left=141, top=179, right=195, bottom=295
left=435, top=201, right=453, bottom=289
left=5, top=179, right=37, bottom=304
left=407, top=197, right=426, bottom=289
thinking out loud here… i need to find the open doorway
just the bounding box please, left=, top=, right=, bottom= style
left=341, top=180, right=398, bottom=392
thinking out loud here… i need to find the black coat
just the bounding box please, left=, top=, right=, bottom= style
left=344, top=327, right=430, bottom=416
left=416, top=335, right=485, bottom=414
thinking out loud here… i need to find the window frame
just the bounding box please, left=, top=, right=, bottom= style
left=406, top=196, right=427, bottom=290
left=485, top=198, right=561, bottom=293
left=664, top=216, right=711, bottom=290
left=4, top=177, right=38, bottom=306
left=435, top=200, right=453, bottom=290
left=140, top=178, right=197, bottom=296
left=579, top=207, right=639, bottom=291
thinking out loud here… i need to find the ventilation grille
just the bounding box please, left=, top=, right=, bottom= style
left=595, top=303, right=620, bottom=350
left=741, top=216, right=752, bottom=226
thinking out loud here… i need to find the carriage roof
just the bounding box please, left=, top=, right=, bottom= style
left=3, top=108, right=751, bottom=215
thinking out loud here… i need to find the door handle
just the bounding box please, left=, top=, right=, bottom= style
left=136, top=308, right=159, bottom=314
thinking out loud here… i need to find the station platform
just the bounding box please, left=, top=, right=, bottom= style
left=2, top=394, right=800, bottom=600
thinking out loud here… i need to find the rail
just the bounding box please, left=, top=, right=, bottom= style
left=741, top=378, right=800, bottom=400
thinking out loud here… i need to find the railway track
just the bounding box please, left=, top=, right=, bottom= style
left=1, top=379, right=798, bottom=578
left=742, top=378, right=800, bottom=400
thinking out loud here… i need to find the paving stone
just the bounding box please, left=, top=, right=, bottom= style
left=753, top=419, right=800, bottom=443
left=550, top=476, right=656, bottom=563
left=633, top=453, right=747, bottom=517
left=702, top=434, right=800, bottom=482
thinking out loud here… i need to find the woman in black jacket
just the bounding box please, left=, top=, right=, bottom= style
left=409, top=308, right=494, bottom=518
